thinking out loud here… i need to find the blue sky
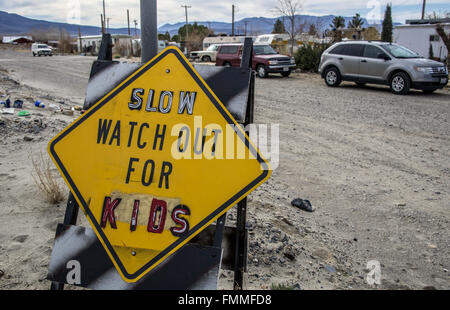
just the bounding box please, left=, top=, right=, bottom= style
left=0, top=0, right=449, bottom=27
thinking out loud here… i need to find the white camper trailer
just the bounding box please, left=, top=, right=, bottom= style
left=202, top=36, right=247, bottom=50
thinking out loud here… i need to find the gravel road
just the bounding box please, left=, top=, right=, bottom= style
left=246, top=73, right=449, bottom=290
left=0, top=47, right=94, bottom=104
left=0, top=47, right=448, bottom=290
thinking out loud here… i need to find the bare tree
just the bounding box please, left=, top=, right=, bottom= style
left=29, top=27, right=60, bottom=43
left=426, top=10, right=450, bottom=20
left=274, top=0, right=304, bottom=55
left=436, top=24, right=450, bottom=68
left=314, top=18, right=325, bottom=38
left=58, top=28, right=75, bottom=55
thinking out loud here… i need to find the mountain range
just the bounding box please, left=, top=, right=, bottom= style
left=0, top=10, right=398, bottom=37
left=159, top=15, right=393, bottom=36
left=0, top=11, right=132, bottom=36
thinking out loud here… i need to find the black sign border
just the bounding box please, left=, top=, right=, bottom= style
left=49, top=48, right=269, bottom=281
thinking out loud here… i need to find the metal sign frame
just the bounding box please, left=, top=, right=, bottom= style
left=50, top=35, right=256, bottom=290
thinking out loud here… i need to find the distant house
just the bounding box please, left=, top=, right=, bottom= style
left=394, top=19, right=450, bottom=61
left=78, top=34, right=133, bottom=56
left=2, top=36, right=33, bottom=44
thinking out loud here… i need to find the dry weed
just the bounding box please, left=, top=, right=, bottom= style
left=31, top=151, right=66, bottom=204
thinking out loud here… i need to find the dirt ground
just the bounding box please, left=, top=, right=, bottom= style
left=0, top=47, right=449, bottom=290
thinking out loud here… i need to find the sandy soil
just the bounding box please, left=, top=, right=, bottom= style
left=0, top=47, right=448, bottom=290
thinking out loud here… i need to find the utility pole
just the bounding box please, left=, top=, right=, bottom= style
left=134, top=20, right=138, bottom=37
left=127, top=9, right=131, bottom=36
left=140, top=0, right=158, bottom=62
left=78, top=26, right=82, bottom=54
left=232, top=4, right=235, bottom=36
left=181, top=5, right=192, bottom=44
left=101, top=14, right=105, bottom=34
left=107, top=17, right=111, bottom=33
left=244, top=21, right=248, bottom=36
left=103, top=0, right=106, bottom=33
left=59, top=26, right=63, bottom=55
left=421, top=0, right=426, bottom=20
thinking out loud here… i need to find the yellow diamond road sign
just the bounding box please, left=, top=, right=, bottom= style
left=48, top=47, right=271, bottom=283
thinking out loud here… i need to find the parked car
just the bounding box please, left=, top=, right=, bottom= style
left=32, top=43, right=53, bottom=57
left=157, top=40, right=167, bottom=54
left=190, top=44, right=220, bottom=62
left=215, top=44, right=296, bottom=78
left=319, top=41, right=449, bottom=94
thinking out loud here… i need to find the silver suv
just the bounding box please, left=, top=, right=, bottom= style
left=319, top=41, right=448, bottom=95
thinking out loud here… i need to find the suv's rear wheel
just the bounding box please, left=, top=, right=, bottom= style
left=390, top=72, right=410, bottom=95
left=257, top=65, right=268, bottom=78
left=324, top=67, right=341, bottom=87
left=223, top=62, right=232, bottom=67
left=202, top=55, right=211, bottom=62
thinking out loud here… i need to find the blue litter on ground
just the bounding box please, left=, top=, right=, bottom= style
left=13, top=100, right=23, bottom=108
left=35, top=100, right=45, bottom=108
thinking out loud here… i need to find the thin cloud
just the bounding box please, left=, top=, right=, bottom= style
left=1, top=0, right=449, bottom=27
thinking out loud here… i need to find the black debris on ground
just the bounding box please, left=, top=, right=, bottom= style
left=291, top=198, right=315, bottom=212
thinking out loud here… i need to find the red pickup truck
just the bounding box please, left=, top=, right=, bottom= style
left=215, top=44, right=296, bottom=78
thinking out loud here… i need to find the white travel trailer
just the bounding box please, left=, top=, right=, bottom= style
left=202, top=36, right=247, bottom=50
left=394, top=19, right=449, bottom=62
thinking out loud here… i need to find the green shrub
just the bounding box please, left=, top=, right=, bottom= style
left=295, top=44, right=330, bottom=72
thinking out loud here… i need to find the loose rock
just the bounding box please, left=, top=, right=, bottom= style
left=13, top=235, right=29, bottom=243
left=291, top=198, right=315, bottom=212
left=283, top=249, right=296, bottom=261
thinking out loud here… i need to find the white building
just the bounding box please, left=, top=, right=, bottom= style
left=2, top=36, right=33, bottom=44
left=78, top=34, right=133, bottom=55
left=394, top=19, right=449, bottom=62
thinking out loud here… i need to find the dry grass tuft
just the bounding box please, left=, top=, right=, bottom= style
left=31, top=152, right=66, bottom=204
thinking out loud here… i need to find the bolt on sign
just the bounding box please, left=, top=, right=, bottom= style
left=48, top=47, right=271, bottom=283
